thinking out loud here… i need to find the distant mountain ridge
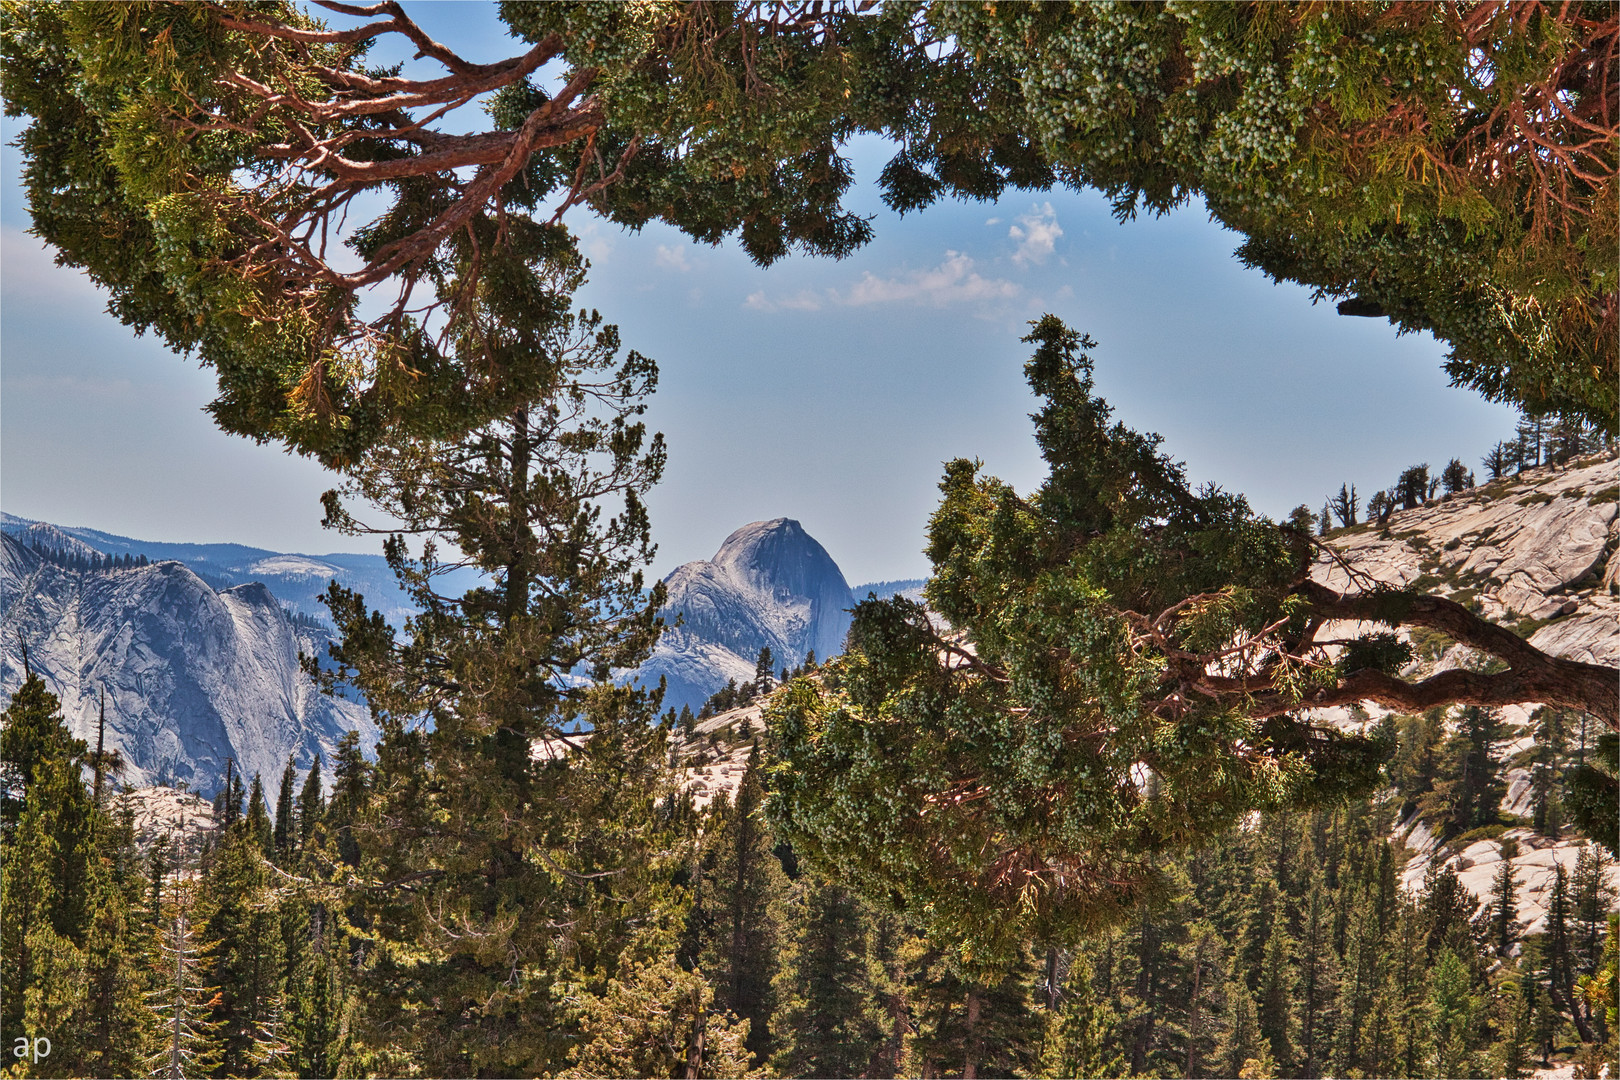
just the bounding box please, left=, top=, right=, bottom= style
left=0, top=510, right=919, bottom=782
left=0, top=532, right=377, bottom=793
left=1, top=512, right=480, bottom=628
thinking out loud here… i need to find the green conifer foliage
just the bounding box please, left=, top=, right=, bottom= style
left=1038, top=953, right=1123, bottom=1080
left=901, top=938, right=1041, bottom=1080
left=295, top=755, right=323, bottom=852
left=1420, top=706, right=1510, bottom=839
left=272, top=758, right=296, bottom=861
left=1295, top=878, right=1341, bottom=1077
left=202, top=829, right=283, bottom=1078
left=325, top=733, right=366, bottom=868
left=1420, top=861, right=1477, bottom=961
left=1, top=673, right=102, bottom=1064
left=244, top=775, right=274, bottom=860
left=307, top=284, right=682, bottom=1076
left=6, top=4, right=1611, bottom=453
left=148, top=882, right=224, bottom=1080
left=768, top=320, right=1401, bottom=957
left=1216, top=974, right=1272, bottom=1080
left=771, top=875, right=885, bottom=1078
left=1429, top=948, right=1483, bottom=1077
left=684, top=752, right=787, bottom=1067
left=1565, top=732, right=1619, bottom=856
left=1257, top=923, right=1299, bottom=1072
left=1491, top=843, right=1522, bottom=955
left=568, top=954, right=755, bottom=1079
left=1572, top=846, right=1618, bottom=981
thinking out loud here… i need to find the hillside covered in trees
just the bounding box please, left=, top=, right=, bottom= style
left=3, top=450, right=1614, bottom=1078
left=4, top=646, right=1615, bottom=1078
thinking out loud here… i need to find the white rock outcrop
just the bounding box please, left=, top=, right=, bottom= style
left=0, top=533, right=377, bottom=794
left=1313, top=450, right=1619, bottom=930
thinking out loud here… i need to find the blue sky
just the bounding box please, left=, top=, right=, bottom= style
left=0, top=4, right=1520, bottom=585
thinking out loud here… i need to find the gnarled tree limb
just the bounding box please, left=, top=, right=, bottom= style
left=1189, top=580, right=1619, bottom=728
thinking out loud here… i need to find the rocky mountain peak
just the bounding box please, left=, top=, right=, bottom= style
left=638, top=519, right=856, bottom=711
left=710, top=518, right=847, bottom=599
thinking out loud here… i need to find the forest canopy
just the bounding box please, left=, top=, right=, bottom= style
left=2, top=0, right=1614, bottom=463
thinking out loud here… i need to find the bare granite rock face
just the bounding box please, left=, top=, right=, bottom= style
left=670, top=701, right=767, bottom=812
left=116, top=785, right=219, bottom=862
left=1397, top=827, right=1618, bottom=942
left=638, top=519, right=854, bottom=712
left=0, top=533, right=377, bottom=794
left=1312, top=450, right=1618, bottom=631
left=1307, top=450, right=1619, bottom=930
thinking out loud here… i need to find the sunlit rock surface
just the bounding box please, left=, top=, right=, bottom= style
left=1, top=533, right=376, bottom=794
left=638, top=519, right=854, bottom=711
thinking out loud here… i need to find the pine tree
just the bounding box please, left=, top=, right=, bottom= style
left=568, top=953, right=755, bottom=1078
left=212, top=759, right=245, bottom=830
left=753, top=645, right=776, bottom=697
left=1420, top=706, right=1508, bottom=840
left=771, top=874, right=885, bottom=1078
left=202, top=828, right=284, bottom=1077
left=1441, top=457, right=1474, bottom=494
left=272, top=757, right=296, bottom=861
left=325, top=732, right=366, bottom=867
left=1336, top=876, right=1395, bottom=1076
left=1420, top=860, right=1476, bottom=962
left=311, top=290, right=682, bottom=1075
left=0, top=671, right=100, bottom=1051
left=1501, top=1000, right=1535, bottom=1079
left=1038, top=954, right=1123, bottom=1079
left=1331, top=483, right=1359, bottom=527
left=1482, top=441, right=1514, bottom=481
left=686, top=750, right=788, bottom=1066
left=1428, top=948, right=1481, bottom=1077
left=244, top=774, right=274, bottom=859
left=1256, top=920, right=1298, bottom=1072
left=295, top=755, right=323, bottom=851
left=148, top=880, right=224, bottom=1080
left=1397, top=463, right=1430, bottom=509
left=1215, top=973, right=1271, bottom=1080
left=1529, top=707, right=1570, bottom=835
left=1571, top=844, right=1617, bottom=980
left=1295, top=877, right=1340, bottom=1077
left=1490, top=839, right=1521, bottom=954
left=902, top=940, right=1042, bottom=1080
left=74, top=799, right=157, bottom=1078
left=1516, top=413, right=1546, bottom=470
left=279, top=892, right=342, bottom=1080
left=1181, top=923, right=1221, bottom=1078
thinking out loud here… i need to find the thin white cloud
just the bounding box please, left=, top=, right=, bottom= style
left=743, top=252, right=1020, bottom=313
left=654, top=244, right=692, bottom=272
left=745, top=289, right=824, bottom=313
left=1009, top=202, right=1062, bottom=267
left=841, top=251, right=1019, bottom=308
